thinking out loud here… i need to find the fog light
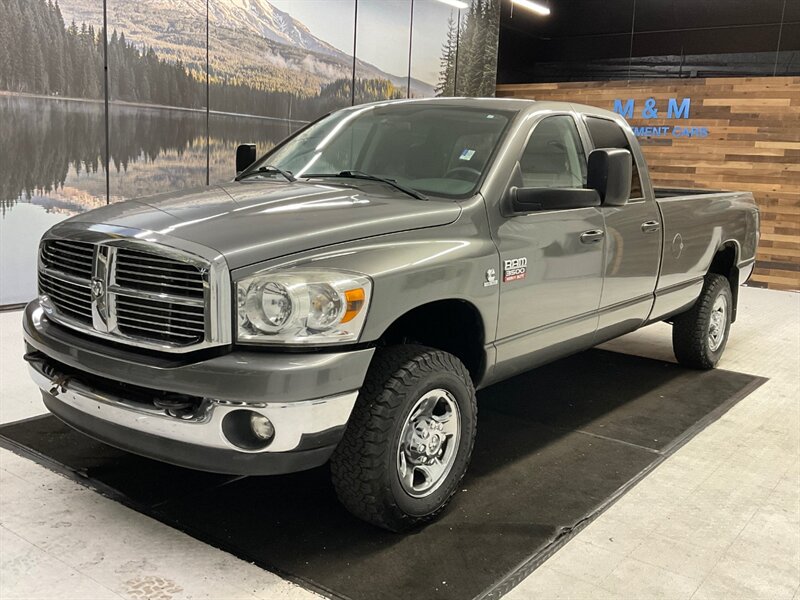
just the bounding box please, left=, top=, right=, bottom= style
left=250, top=414, right=275, bottom=440
left=222, top=410, right=275, bottom=450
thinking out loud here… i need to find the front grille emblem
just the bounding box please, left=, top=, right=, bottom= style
left=91, top=277, right=105, bottom=299
left=91, top=246, right=113, bottom=333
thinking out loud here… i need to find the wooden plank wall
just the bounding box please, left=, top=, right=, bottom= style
left=497, top=77, right=800, bottom=291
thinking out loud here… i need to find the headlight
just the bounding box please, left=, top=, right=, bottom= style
left=236, top=269, right=371, bottom=345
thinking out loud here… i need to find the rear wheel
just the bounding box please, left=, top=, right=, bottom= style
left=672, top=273, right=733, bottom=369
left=330, top=345, right=477, bottom=532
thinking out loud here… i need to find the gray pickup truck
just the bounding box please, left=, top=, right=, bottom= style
left=24, top=98, right=759, bottom=531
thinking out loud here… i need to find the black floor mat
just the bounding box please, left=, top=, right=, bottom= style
left=0, top=349, right=766, bottom=600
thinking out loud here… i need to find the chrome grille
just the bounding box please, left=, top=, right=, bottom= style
left=115, top=247, right=205, bottom=300
left=37, top=232, right=224, bottom=352
left=38, top=270, right=93, bottom=324
left=116, top=290, right=206, bottom=345
left=40, top=239, right=94, bottom=279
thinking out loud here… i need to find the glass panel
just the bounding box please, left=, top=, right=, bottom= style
left=106, top=0, right=208, bottom=202
left=775, top=23, right=800, bottom=76
left=499, top=0, right=790, bottom=81
left=108, top=105, right=208, bottom=200
left=497, top=32, right=632, bottom=83
left=210, top=0, right=356, bottom=183
left=634, top=0, right=784, bottom=31
left=209, top=114, right=299, bottom=185
left=455, top=0, right=501, bottom=96
left=354, top=0, right=412, bottom=104
left=507, top=0, right=633, bottom=38
left=410, top=0, right=459, bottom=97
left=0, top=0, right=105, bottom=305
left=630, top=26, right=782, bottom=78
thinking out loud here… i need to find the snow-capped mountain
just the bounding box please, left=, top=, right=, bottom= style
left=209, top=0, right=348, bottom=61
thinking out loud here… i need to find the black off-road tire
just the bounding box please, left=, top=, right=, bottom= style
left=330, top=344, right=477, bottom=532
left=672, top=273, right=733, bottom=369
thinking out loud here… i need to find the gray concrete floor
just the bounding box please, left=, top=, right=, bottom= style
left=1, top=286, right=798, bottom=599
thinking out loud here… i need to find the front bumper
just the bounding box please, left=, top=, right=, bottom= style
left=23, top=302, right=375, bottom=475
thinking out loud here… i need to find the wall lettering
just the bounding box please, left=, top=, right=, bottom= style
left=612, top=97, right=709, bottom=139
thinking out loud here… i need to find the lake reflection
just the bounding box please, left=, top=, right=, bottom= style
left=0, top=95, right=297, bottom=305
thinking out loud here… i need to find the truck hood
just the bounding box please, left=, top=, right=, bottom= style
left=67, top=181, right=461, bottom=269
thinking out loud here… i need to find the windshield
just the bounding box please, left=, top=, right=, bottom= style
left=246, top=103, right=515, bottom=197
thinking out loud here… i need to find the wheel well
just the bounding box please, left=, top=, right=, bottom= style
left=708, top=243, right=740, bottom=322
left=377, top=300, right=486, bottom=384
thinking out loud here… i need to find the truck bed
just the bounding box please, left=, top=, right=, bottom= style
left=649, top=188, right=759, bottom=322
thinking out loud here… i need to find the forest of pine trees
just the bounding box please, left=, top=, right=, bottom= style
left=0, top=0, right=208, bottom=106
left=436, top=0, right=500, bottom=98
left=0, top=0, right=412, bottom=121
left=0, top=0, right=103, bottom=99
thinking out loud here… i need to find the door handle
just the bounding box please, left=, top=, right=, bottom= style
left=580, top=229, right=605, bottom=244
left=641, top=220, right=661, bottom=233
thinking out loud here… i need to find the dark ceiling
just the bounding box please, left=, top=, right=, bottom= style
left=497, top=0, right=800, bottom=83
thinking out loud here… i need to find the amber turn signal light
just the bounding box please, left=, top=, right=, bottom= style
left=342, top=288, right=366, bottom=323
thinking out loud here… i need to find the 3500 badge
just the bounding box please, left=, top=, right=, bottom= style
left=503, top=257, right=527, bottom=282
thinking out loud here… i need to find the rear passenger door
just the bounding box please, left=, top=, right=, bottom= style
left=491, top=114, right=605, bottom=382
left=581, top=115, right=662, bottom=340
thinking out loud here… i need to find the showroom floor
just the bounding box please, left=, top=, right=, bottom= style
left=1, top=286, right=798, bottom=600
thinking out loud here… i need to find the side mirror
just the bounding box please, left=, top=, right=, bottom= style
left=587, top=148, right=631, bottom=206
left=511, top=187, right=601, bottom=212
left=236, top=143, right=257, bottom=175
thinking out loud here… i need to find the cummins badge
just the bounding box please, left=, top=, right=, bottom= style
left=503, top=257, right=527, bottom=282
left=484, top=268, right=498, bottom=287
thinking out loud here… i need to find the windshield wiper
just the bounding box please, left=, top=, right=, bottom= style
left=236, top=164, right=295, bottom=182
left=304, top=170, right=428, bottom=200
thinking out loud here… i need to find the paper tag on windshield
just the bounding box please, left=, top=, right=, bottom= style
left=459, top=149, right=476, bottom=161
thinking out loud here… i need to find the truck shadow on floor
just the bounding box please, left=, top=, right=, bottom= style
left=0, top=348, right=764, bottom=600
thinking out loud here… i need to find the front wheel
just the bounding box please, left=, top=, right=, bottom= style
left=330, top=345, right=477, bottom=532
left=672, top=273, right=733, bottom=369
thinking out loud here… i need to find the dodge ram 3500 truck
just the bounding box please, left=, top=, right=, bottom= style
left=24, top=98, right=759, bottom=531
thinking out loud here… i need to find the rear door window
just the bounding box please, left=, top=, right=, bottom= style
left=585, top=117, right=644, bottom=200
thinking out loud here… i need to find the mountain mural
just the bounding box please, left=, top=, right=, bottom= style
left=209, top=0, right=345, bottom=58
left=0, top=0, right=501, bottom=306
left=55, top=0, right=435, bottom=97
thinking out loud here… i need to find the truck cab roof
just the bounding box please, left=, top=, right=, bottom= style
left=341, top=96, right=625, bottom=123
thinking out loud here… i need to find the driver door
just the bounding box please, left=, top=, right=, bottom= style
left=491, top=114, right=605, bottom=381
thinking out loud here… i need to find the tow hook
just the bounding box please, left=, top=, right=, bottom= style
left=48, top=374, right=73, bottom=396
left=23, top=351, right=71, bottom=396
left=153, top=395, right=201, bottom=419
